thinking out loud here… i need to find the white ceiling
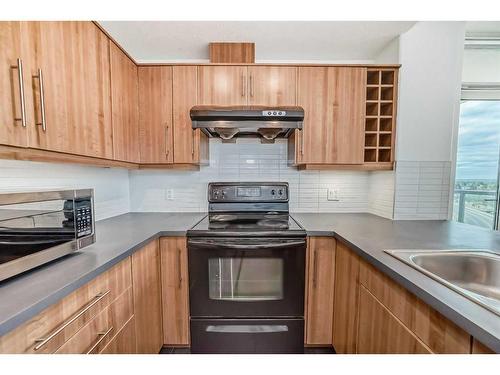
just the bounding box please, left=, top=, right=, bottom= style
left=98, top=21, right=415, bottom=63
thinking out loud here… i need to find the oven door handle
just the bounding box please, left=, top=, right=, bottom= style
left=188, top=239, right=305, bottom=250
left=206, top=325, right=288, bottom=333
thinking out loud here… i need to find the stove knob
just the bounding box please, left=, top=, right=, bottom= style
left=271, top=189, right=276, bottom=197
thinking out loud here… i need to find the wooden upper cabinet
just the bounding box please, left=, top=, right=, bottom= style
left=110, top=42, right=139, bottom=163
left=172, top=66, right=208, bottom=164
left=27, top=22, right=113, bottom=158
left=297, top=67, right=366, bottom=165
left=198, top=65, right=248, bottom=105
left=138, top=66, right=173, bottom=164
left=131, top=240, right=163, bottom=354
left=247, top=66, right=297, bottom=106
left=0, top=22, right=32, bottom=148
left=305, top=237, right=336, bottom=345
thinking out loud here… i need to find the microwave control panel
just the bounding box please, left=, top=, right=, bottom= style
left=75, top=198, right=93, bottom=237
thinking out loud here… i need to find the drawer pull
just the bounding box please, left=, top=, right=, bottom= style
left=86, top=326, right=113, bottom=354
left=34, top=290, right=111, bottom=351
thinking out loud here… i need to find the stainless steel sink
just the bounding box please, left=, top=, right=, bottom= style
left=385, top=249, right=500, bottom=316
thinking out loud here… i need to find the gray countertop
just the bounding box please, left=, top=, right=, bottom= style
left=0, top=211, right=499, bottom=352
left=292, top=213, right=500, bottom=352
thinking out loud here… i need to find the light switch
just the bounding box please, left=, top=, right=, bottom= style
left=327, top=188, right=339, bottom=201
left=165, top=189, right=174, bottom=200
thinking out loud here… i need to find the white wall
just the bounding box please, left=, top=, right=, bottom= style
left=129, top=139, right=395, bottom=218
left=396, top=22, right=466, bottom=162
left=462, top=49, right=500, bottom=82
left=0, top=160, right=130, bottom=221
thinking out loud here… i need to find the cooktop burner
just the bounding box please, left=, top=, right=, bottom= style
left=192, top=212, right=302, bottom=232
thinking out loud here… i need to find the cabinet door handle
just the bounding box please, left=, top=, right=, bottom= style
left=86, top=326, right=113, bottom=354
left=177, top=248, right=183, bottom=289
left=165, top=123, right=170, bottom=158
left=11, top=58, right=27, bottom=127
left=312, top=249, right=318, bottom=289
left=34, top=290, right=110, bottom=351
left=250, top=74, right=254, bottom=97
left=300, top=131, right=304, bottom=155
left=191, top=129, right=196, bottom=157
left=33, top=69, right=47, bottom=132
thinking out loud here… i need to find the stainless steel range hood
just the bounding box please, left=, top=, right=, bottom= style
left=190, top=106, right=304, bottom=143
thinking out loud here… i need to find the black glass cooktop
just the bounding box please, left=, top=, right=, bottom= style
left=188, top=212, right=305, bottom=237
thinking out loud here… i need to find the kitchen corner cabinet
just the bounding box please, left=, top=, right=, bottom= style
left=305, top=237, right=336, bottom=345
left=159, top=237, right=190, bottom=346
left=28, top=22, right=113, bottom=159
left=332, top=241, right=360, bottom=353
left=293, top=67, right=366, bottom=166
left=138, top=66, right=173, bottom=164
left=131, top=240, right=163, bottom=353
left=110, top=41, right=139, bottom=163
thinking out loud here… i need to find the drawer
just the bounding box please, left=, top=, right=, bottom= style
left=55, top=287, right=134, bottom=354
left=0, top=258, right=132, bottom=353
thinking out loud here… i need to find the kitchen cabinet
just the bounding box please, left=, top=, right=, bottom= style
left=138, top=66, right=173, bottom=164
left=294, top=67, right=366, bottom=166
left=159, top=237, right=190, bottom=346
left=0, top=258, right=132, bottom=353
left=305, top=237, right=336, bottom=345
left=0, top=21, right=31, bottom=148
left=131, top=240, right=163, bottom=353
left=110, top=41, right=139, bottom=163
left=172, top=66, right=208, bottom=165
left=332, top=240, right=360, bottom=353
left=198, top=65, right=248, bottom=105
left=27, top=22, right=113, bottom=159
left=358, top=259, right=471, bottom=354
left=247, top=66, right=297, bottom=106
left=472, top=338, right=494, bottom=354
left=357, top=285, right=431, bottom=354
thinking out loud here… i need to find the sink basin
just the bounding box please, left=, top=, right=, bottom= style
left=385, top=249, right=500, bottom=316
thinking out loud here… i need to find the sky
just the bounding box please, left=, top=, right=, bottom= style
left=455, top=100, right=500, bottom=181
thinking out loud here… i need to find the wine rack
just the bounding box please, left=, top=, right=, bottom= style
left=364, top=68, right=398, bottom=166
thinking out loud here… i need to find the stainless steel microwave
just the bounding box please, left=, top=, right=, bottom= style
left=0, top=189, right=95, bottom=282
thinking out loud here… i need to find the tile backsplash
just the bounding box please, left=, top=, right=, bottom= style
left=129, top=139, right=396, bottom=217
left=0, top=159, right=130, bottom=221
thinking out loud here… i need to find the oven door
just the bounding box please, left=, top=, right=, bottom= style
left=188, top=237, right=306, bottom=318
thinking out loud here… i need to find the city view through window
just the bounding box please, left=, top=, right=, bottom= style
left=453, top=100, right=500, bottom=229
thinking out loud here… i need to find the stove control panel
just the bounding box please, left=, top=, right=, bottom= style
left=209, top=183, right=288, bottom=202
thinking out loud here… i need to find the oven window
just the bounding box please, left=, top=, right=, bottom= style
left=208, top=258, right=284, bottom=301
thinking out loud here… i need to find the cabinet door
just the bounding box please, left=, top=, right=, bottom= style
left=332, top=241, right=360, bottom=353
left=247, top=66, right=296, bottom=106
left=0, top=21, right=31, bottom=147
left=131, top=240, right=163, bottom=354
left=28, top=22, right=113, bottom=158
left=110, top=41, right=139, bottom=162
left=138, top=66, right=173, bottom=164
left=297, top=67, right=365, bottom=164
left=305, top=237, right=336, bottom=345
left=357, top=286, right=431, bottom=354
left=159, top=237, right=190, bottom=346
left=172, top=66, right=208, bottom=164
left=198, top=65, right=248, bottom=105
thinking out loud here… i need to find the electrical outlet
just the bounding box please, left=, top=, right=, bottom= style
left=165, top=188, right=174, bottom=200
left=327, top=188, right=339, bottom=201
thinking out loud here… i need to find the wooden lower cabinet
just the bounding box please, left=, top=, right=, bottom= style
left=357, top=286, right=431, bottom=354
left=159, top=237, right=190, bottom=346
left=100, top=316, right=137, bottom=354
left=332, top=241, right=360, bottom=353
left=131, top=240, right=163, bottom=353
left=472, top=338, right=495, bottom=354
left=305, top=237, right=336, bottom=345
